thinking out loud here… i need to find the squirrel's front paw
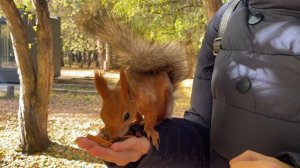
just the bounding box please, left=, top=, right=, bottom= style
left=146, top=130, right=160, bottom=150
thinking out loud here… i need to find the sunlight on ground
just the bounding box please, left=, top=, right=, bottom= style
left=0, top=115, right=107, bottom=168
left=0, top=95, right=107, bottom=167
left=60, top=69, right=120, bottom=79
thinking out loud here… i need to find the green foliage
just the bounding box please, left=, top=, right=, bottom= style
left=48, top=0, right=209, bottom=52
left=0, top=0, right=33, bottom=20
left=110, top=0, right=207, bottom=49
left=49, top=0, right=98, bottom=52
left=15, top=0, right=33, bottom=11
left=12, top=0, right=213, bottom=52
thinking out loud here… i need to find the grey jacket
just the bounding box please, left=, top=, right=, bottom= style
left=185, top=0, right=300, bottom=167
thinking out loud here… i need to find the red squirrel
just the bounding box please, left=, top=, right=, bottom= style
left=76, top=8, right=191, bottom=148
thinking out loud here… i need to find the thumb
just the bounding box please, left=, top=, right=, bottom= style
left=111, top=137, right=150, bottom=154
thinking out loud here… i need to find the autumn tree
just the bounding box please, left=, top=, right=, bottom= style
left=48, top=0, right=222, bottom=69
left=48, top=0, right=224, bottom=54
left=49, top=0, right=208, bottom=51
left=0, top=0, right=53, bottom=154
left=48, top=0, right=97, bottom=53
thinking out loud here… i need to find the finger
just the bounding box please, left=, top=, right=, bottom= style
left=75, top=137, right=99, bottom=150
left=111, top=137, right=150, bottom=154
left=230, top=150, right=270, bottom=165
left=89, top=146, right=143, bottom=166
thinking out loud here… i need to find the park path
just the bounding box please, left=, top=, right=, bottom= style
left=0, top=68, right=193, bottom=93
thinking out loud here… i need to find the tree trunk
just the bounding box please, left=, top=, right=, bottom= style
left=0, top=0, right=53, bottom=154
left=202, top=0, right=223, bottom=21
left=183, top=30, right=196, bottom=78
left=97, top=40, right=105, bottom=69
left=104, top=42, right=111, bottom=70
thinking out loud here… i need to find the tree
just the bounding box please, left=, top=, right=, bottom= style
left=0, top=0, right=53, bottom=154
left=49, top=0, right=208, bottom=52
left=107, top=0, right=204, bottom=70
left=202, top=0, right=223, bottom=21
left=110, top=0, right=206, bottom=47
left=48, top=0, right=97, bottom=53
left=47, top=0, right=220, bottom=69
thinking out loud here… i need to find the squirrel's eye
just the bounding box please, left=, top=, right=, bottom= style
left=123, top=112, right=130, bottom=121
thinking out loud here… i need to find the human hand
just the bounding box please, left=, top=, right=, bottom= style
left=75, top=136, right=151, bottom=166
left=229, top=150, right=293, bottom=168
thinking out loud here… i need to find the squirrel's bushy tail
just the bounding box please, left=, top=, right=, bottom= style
left=75, top=8, right=191, bottom=89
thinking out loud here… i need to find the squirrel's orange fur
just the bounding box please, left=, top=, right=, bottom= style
left=95, top=70, right=174, bottom=148
left=77, top=8, right=192, bottom=148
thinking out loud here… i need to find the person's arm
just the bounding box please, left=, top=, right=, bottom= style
left=229, top=150, right=300, bottom=168
left=137, top=118, right=210, bottom=168
left=76, top=118, right=210, bottom=168
left=184, top=3, right=228, bottom=129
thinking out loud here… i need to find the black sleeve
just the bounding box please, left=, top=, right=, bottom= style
left=137, top=118, right=210, bottom=168
left=275, top=152, right=300, bottom=168
left=184, top=3, right=229, bottom=129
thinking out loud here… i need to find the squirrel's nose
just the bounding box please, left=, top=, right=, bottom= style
left=98, top=128, right=110, bottom=139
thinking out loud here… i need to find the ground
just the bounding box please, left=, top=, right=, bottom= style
left=0, top=68, right=193, bottom=167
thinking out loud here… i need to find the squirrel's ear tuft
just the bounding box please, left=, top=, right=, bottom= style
left=94, top=71, right=110, bottom=99
left=119, top=70, right=130, bottom=100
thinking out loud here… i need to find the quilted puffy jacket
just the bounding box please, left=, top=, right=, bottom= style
left=185, top=0, right=300, bottom=167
